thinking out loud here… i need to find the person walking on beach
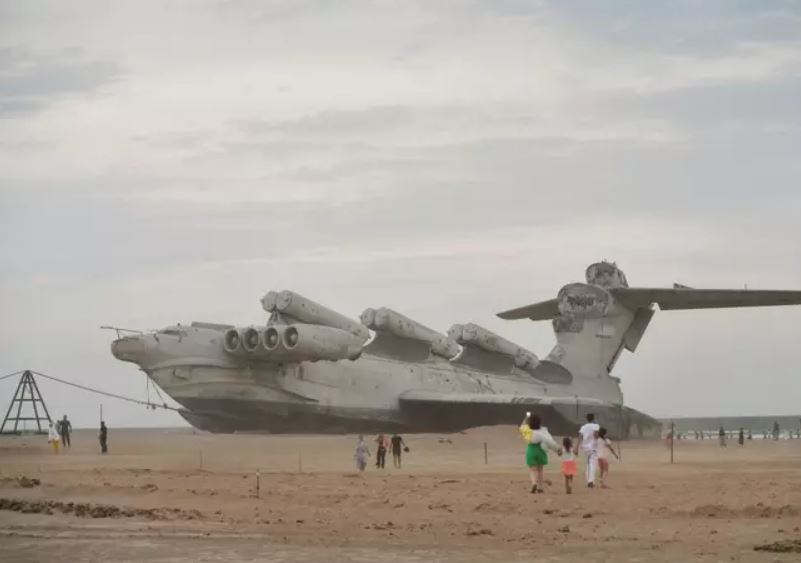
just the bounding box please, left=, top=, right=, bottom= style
left=58, top=415, right=72, bottom=449
left=375, top=434, right=388, bottom=469
left=48, top=421, right=60, bottom=454
left=575, top=413, right=600, bottom=488
left=522, top=413, right=561, bottom=493
left=738, top=428, right=745, bottom=447
left=595, top=427, right=620, bottom=489
left=354, top=434, right=370, bottom=473
left=718, top=426, right=726, bottom=447
left=390, top=434, right=407, bottom=469
left=99, top=421, right=108, bottom=454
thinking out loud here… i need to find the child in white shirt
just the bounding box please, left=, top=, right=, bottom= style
left=594, top=427, right=619, bottom=488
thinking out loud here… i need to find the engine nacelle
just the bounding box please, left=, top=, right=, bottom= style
left=448, top=323, right=539, bottom=372
left=585, top=261, right=628, bottom=289
left=280, top=324, right=364, bottom=361
left=360, top=307, right=460, bottom=359
left=261, top=290, right=369, bottom=341
left=224, top=324, right=362, bottom=362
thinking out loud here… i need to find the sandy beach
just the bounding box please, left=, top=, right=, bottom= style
left=1, top=427, right=800, bottom=562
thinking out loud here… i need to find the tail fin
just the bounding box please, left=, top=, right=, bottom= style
left=542, top=282, right=654, bottom=378
left=497, top=261, right=801, bottom=380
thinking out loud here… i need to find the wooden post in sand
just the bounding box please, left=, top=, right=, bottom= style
left=483, top=442, right=488, bottom=465
left=256, top=468, right=260, bottom=499
left=670, top=421, right=675, bottom=464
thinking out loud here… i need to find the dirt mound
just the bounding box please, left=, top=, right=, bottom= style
left=0, top=476, right=41, bottom=488
left=473, top=502, right=518, bottom=514
left=0, top=498, right=203, bottom=521
left=754, top=539, right=801, bottom=553
left=691, top=504, right=799, bottom=519
left=18, top=476, right=41, bottom=488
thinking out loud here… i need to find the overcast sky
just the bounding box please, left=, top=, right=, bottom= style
left=1, top=1, right=800, bottom=429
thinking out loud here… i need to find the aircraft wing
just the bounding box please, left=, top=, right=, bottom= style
left=496, top=298, right=559, bottom=320
left=611, top=288, right=801, bottom=311
left=398, top=390, right=660, bottom=435
left=399, top=390, right=607, bottom=407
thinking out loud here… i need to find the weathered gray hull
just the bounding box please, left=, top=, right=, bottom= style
left=149, top=353, right=660, bottom=438
left=175, top=397, right=659, bottom=438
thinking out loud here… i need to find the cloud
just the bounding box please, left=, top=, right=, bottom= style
left=0, top=47, right=123, bottom=117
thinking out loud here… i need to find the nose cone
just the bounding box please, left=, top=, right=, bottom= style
left=111, top=336, right=146, bottom=364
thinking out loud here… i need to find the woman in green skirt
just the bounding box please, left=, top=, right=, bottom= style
left=520, top=412, right=562, bottom=493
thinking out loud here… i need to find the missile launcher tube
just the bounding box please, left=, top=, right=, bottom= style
left=448, top=323, right=540, bottom=371
left=361, top=307, right=460, bottom=359
left=262, top=290, right=369, bottom=341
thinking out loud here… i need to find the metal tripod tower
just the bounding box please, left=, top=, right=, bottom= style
left=1, top=370, right=52, bottom=434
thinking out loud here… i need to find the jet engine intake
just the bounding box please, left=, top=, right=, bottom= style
left=242, top=327, right=261, bottom=352
left=263, top=326, right=281, bottom=351
left=261, top=290, right=369, bottom=341
left=223, top=327, right=252, bottom=358
left=360, top=307, right=460, bottom=359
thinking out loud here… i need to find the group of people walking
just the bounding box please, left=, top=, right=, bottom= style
left=520, top=412, right=618, bottom=494
left=47, top=415, right=72, bottom=453
left=354, top=433, right=408, bottom=472
left=46, top=415, right=109, bottom=454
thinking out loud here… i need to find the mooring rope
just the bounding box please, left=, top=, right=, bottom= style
left=23, top=370, right=184, bottom=413
left=0, top=370, right=25, bottom=381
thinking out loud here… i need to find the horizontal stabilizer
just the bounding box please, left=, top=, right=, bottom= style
left=611, top=288, right=801, bottom=311
left=496, top=298, right=559, bottom=320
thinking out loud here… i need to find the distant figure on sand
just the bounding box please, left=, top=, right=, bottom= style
left=390, top=434, right=407, bottom=469
left=354, top=434, right=370, bottom=473
left=718, top=426, right=726, bottom=447
left=738, top=428, right=744, bottom=446
left=561, top=437, right=577, bottom=494
left=595, top=427, right=620, bottom=488
left=48, top=421, right=60, bottom=454
left=521, top=412, right=561, bottom=494
left=772, top=421, right=780, bottom=441
left=575, top=413, right=600, bottom=488
left=58, top=415, right=72, bottom=449
left=99, top=421, right=108, bottom=454
left=375, top=434, right=388, bottom=469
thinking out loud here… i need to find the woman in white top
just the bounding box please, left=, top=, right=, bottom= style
left=47, top=421, right=60, bottom=454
